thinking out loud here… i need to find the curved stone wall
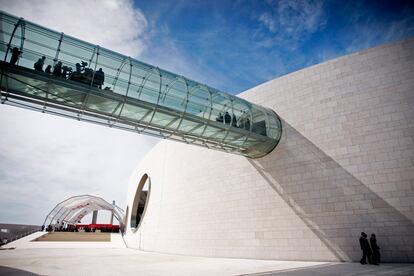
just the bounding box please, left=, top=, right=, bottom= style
left=124, top=38, right=414, bottom=262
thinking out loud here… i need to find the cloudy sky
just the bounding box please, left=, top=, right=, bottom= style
left=0, top=0, right=413, bottom=225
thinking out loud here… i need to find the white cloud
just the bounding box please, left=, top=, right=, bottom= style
left=258, top=0, right=326, bottom=45
left=0, top=105, right=158, bottom=225
left=345, top=18, right=414, bottom=54
left=259, top=12, right=277, bottom=33
left=0, top=0, right=159, bottom=225
left=0, top=0, right=148, bottom=57
left=277, top=0, right=326, bottom=35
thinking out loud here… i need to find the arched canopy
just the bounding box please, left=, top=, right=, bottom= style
left=43, top=195, right=124, bottom=227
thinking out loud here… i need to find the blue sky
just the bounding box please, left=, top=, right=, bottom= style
left=0, top=0, right=413, bottom=225
left=137, top=0, right=414, bottom=94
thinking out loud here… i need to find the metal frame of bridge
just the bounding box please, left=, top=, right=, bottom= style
left=0, top=11, right=282, bottom=158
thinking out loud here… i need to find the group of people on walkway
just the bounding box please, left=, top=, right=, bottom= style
left=359, top=232, right=381, bottom=265
left=7, top=47, right=106, bottom=90
left=34, top=56, right=71, bottom=79
left=216, top=111, right=251, bottom=130
left=33, top=56, right=105, bottom=89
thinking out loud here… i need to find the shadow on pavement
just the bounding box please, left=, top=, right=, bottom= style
left=0, top=266, right=40, bottom=276
left=239, top=263, right=414, bottom=276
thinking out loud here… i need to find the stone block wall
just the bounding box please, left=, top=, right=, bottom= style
left=124, top=38, right=414, bottom=262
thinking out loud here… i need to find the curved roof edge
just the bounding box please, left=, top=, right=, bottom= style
left=43, top=195, right=124, bottom=227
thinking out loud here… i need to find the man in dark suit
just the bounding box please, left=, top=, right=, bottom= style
left=359, top=232, right=372, bottom=264
left=370, top=233, right=380, bottom=264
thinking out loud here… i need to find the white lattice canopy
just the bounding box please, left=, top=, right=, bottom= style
left=43, top=195, right=124, bottom=226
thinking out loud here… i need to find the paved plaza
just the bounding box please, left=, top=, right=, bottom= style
left=0, top=232, right=413, bottom=275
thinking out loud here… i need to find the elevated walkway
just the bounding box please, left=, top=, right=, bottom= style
left=0, top=11, right=282, bottom=158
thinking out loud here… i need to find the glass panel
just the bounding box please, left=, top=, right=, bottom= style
left=140, top=69, right=161, bottom=104
left=164, top=118, right=181, bottom=132
left=185, top=123, right=205, bottom=136
left=49, top=84, right=85, bottom=106
left=0, top=15, right=15, bottom=60
left=187, top=86, right=209, bottom=118
left=161, top=77, right=187, bottom=112
left=203, top=125, right=223, bottom=137
left=97, top=48, right=124, bottom=95
left=85, top=94, right=121, bottom=114
left=251, top=109, right=267, bottom=136
left=118, top=103, right=148, bottom=121
left=0, top=11, right=282, bottom=158
left=151, top=111, right=178, bottom=128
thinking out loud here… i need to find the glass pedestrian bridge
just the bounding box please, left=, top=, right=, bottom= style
left=0, top=11, right=282, bottom=158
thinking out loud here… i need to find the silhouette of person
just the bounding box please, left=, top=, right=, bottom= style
left=245, top=118, right=251, bottom=130
left=224, top=111, right=231, bottom=124
left=62, top=65, right=72, bottom=79
left=359, top=232, right=372, bottom=265
left=232, top=113, right=237, bottom=127
left=9, top=47, right=22, bottom=65
left=45, top=65, right=52, bottom=74
left=53, top=61, right=62, bottom=77
left=216, top=113, right=224, bottom=122
left=75, top=63, right=82, bottom=73
left=34, top=56, right=46, bottom=71
left=94, top=68, right=105, bottom=89
left=370, top=233, right=380, bottom=264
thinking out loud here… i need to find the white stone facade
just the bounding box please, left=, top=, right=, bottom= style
left=124, top=38, right=414, bottom=262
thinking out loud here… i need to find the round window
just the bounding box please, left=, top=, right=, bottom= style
left=130, top=174, right=150, bottom=231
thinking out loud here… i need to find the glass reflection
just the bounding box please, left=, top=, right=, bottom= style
left=0, top=11, right=281, bottom=158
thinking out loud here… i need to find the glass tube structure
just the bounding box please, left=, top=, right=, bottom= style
left=0, top=11, right=282, bottom=158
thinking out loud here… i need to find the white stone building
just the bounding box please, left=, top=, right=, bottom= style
left=124, top=38, right=414, bottom=263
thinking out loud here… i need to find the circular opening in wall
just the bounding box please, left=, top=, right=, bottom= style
left=130, top=174, right=151, bottom=232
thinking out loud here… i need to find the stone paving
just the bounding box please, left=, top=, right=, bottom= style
left=0, top=232, right=413, bottom=275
